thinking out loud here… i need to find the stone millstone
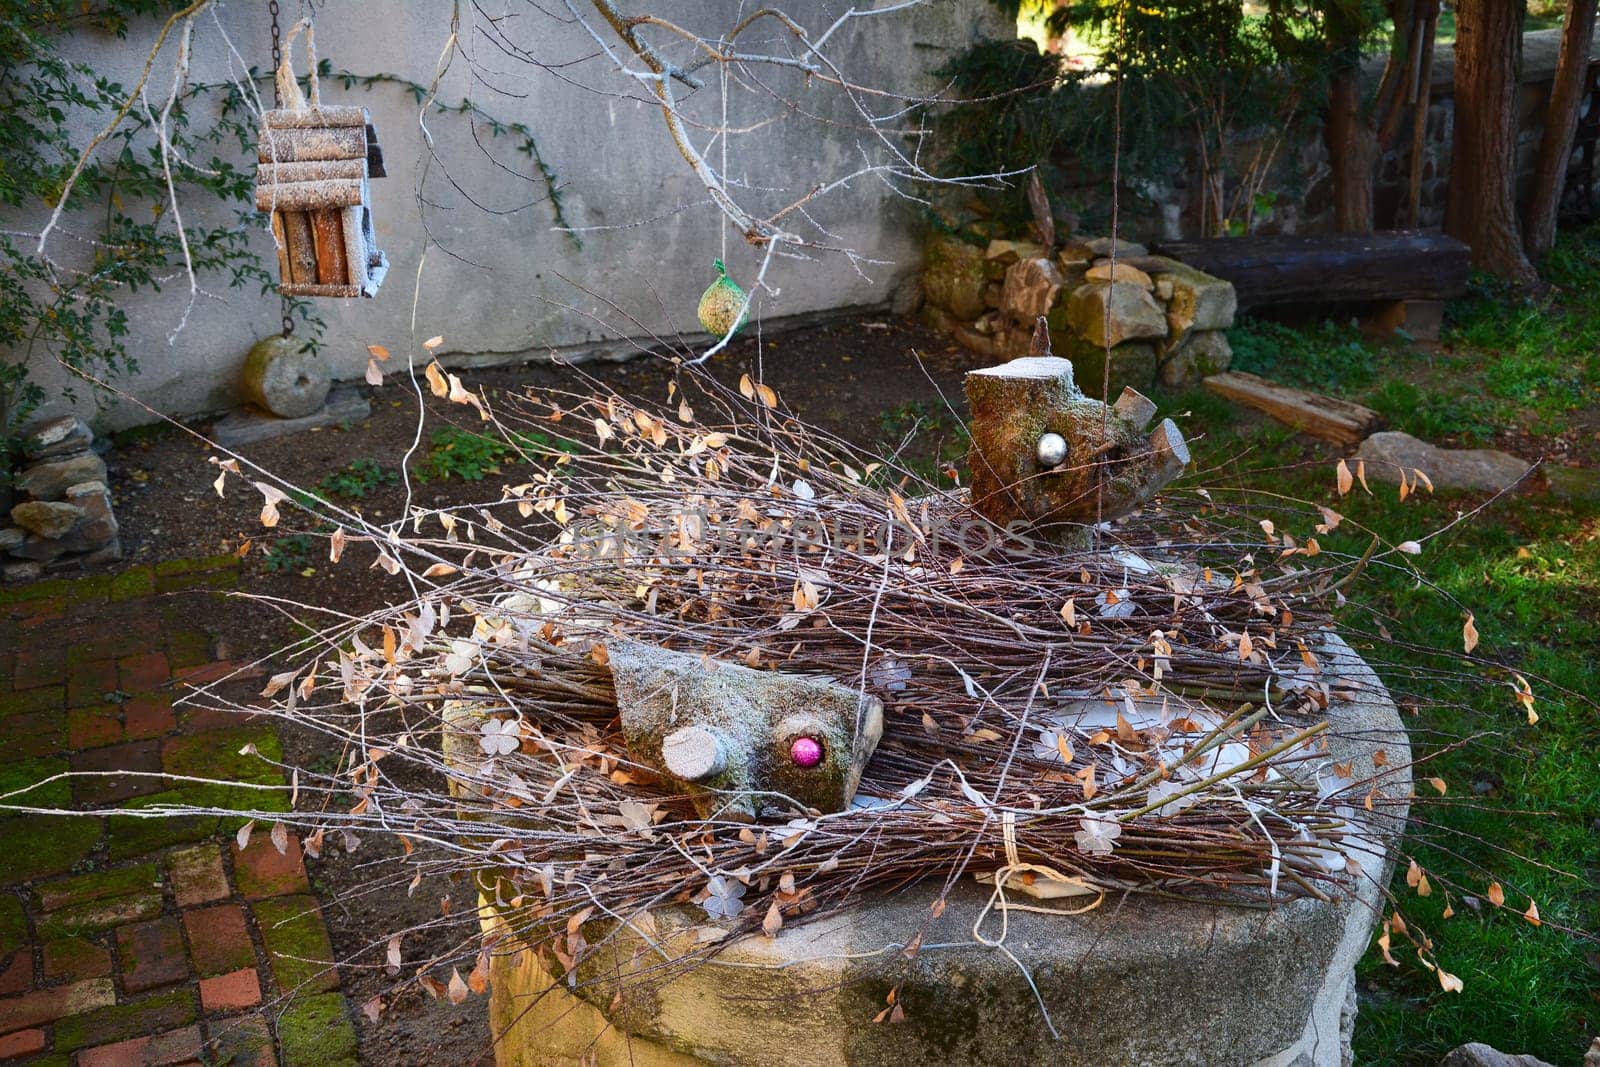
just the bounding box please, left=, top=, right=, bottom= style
left=606, top=640, right=884, bottom=821
left=16, top=452, right=106, bottom=502
left=10, top=500, right=84, bottom=539
left=241, top=335, right=332, bottom=419
left=1065, top=281, right=1168, bottom=349
left=1356, top=431, right=1532, bottom=493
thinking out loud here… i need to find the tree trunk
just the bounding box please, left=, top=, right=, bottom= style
left=1522, top=0, right=1598, bottom=261
left=1327, top=61, right=1378, bottom=232
left=1446, top=0, right=1539, bottom=284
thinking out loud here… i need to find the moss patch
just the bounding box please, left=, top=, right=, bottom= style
left=277, top=992, right=358, bottom=1067
left=252, top=894, right=339, bottom=995
left=0, top=893, right=25, bottom=957
left=53, top=987, right=195, bottom=1050
left=33, top=863, right=157, bottom=912
left=0, top=816, right=100, bottom=883
left=105, top=566, right=155, bottom=601
left=0, top=755, right=71, bottom=810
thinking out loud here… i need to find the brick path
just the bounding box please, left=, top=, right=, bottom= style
left=0, top=558, right=358, bottom=1066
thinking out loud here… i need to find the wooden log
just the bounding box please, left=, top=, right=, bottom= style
left=263, top=105, right=370, bottom=128
left=257, top=125, right=366, bottom=164
left=1151, top=231, right=1471, bottom=310
left=257, top=159, right=367, bottom=184
left=1202, top=371, right=1382, bottom=447
left=279, top=282, right=362, bottom=298
left=255, top=178, right=364, bottom=213
left=269, top=210, right=290, bottom=288
left=311, top=209, right=348, bottom=286
left=280, top=211, right=317, bottom=285
left=342, top=205, right=371, bottom=294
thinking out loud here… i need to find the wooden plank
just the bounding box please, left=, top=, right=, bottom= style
left=279, top=282, right=362, bottom=298
left=263, top=105, right=369, bottom=128
left=311, top=209, right=348, bottom=286
left=281, top=211, right=317, bottom=285
left=255, top=178, right=364, bottom=213
left=257, top=126, right=366, bottom=163
left=1152, top=231, right=1471, bottom=309
left=257, top=159, right=366, bottom=184
left=1202, top=371, right=1382, bottom=447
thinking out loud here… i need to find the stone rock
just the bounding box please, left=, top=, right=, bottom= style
left=2, top=561, right=43, bottom=583
left=1067, top=339, right=1161, bottom=400
left=16, top=452, right=107, bottom=502
left=9, top=533, right=69, bottom=562
left=1547, top=465, right=1600, bottom=503
left=982, top=280, right=1003, bottom=309
left=1000, top=257, right=1066, bottom=324
left=23, top=415, right=92, bottom=460
left=1357, top=432, right=1532, bottom=493
left=0, top=527, right=22, bottom=553
left=1155, top=277, right=1175, bottom=302
left=210, top=386, right=371, bottom=449
left=80, top=537, right=123, bottom=565
left=10, top=500, right=84, bottom=539
left=61, top=481, right=117, bottom=550
left=1085, top=261, right=1154, bottom=290
left=241, top=335, right=333, bottom=419
left=1077, top=235, right=1148, bottom=258
left=1065, top=282, right=1168, bottom=349
left=983, top=238, right=1043, bottom=265
left=1058, top=244, right=1094, bottom=269
left=888, top=273, right=922, bottom=316
left=1156, top=261, right=1237, bottom=338
left=1585, top=1036, right=1600, bottom=1067
left=921, top=234, right=991, bottom=321
left=607, top=641, right=884, bottom=822
left=1440, top=1043, right=1557, bottom=1067
left=1161, top=330, right=1234, bottom=388
left=950, top=322, right=1001, bottom=359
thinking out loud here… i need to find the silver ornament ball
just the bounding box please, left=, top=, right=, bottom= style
left=1036, top=432, right=1068, bottom=468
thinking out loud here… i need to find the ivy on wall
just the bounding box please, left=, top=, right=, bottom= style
left=0, top=3, right=573, bottom=481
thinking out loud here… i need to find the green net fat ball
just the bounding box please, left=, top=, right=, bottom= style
left=697, top=259, right=748, bottom=341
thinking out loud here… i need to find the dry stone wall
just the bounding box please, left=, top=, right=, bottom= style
left=921, top=234, right=1236, bottom=395
left=2, top=417, right=120, bottom=581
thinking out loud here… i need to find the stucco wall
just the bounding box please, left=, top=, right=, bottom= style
left=8, top=0, right=1005, bottom=431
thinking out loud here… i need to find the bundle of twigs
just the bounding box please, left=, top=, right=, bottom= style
left=198, top=362, right=1420, bottom=990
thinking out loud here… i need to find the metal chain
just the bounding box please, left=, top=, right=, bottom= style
left=268, top=0, right=294, bottom=337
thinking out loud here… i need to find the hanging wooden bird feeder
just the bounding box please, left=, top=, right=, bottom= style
left=255, top=20, right=387, bottom=299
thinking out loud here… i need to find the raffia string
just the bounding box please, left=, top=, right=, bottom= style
left=972, top=812, right=1105, bottom=949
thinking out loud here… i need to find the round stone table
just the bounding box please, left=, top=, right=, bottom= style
left=468, top=631, right=1409, bottom=1067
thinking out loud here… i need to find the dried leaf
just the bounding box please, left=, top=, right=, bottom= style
left=1397, top=540, right=1422, bottom=556
left=367, top=343, right=390, bottom=361
left=423, top=335, right=444, bottom=350
left=329, top=527, right=347, bottom=563
left=235, top=820, right=255, bottom=851
left=1524, top=899, right=1541, bottom=926
left=1487, top=882, right=1505, bottom=908
left=365, top=359, right=383, bottom=387
left=762, top=900, right=783, bottom=937
left=1437, top=969, right=1463, bottom=994
left=447, top=967, right=469, bottom=1004
left=1427, top=777, right=1447, bottom=796
left=270, top=820, right=289, bottom=856
left=1463, top=614, right=1479, bottom=655
left=254, top=483, right=288, bottom=528
left=425, top=361, right=448, bottom=398
left=1336, top=459, right=1353, bottom=496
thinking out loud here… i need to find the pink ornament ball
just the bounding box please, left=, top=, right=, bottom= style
left=790, top=736, right=823, bottom=768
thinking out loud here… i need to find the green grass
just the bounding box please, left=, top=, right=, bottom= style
left=410, top=425, right=558, bottom=483
left=1181, top=227, right=1600, bottom=1062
